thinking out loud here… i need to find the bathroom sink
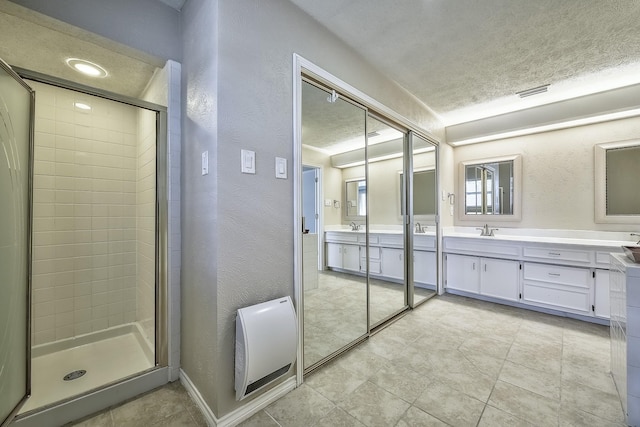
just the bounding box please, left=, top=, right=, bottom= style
left=623, top=246, right=640, bottom=263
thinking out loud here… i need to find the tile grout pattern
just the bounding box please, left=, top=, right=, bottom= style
left=244, top=294, right=625, bottom=427
left=76, top=294, right=625, bottom=427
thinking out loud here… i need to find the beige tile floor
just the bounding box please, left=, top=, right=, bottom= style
left=304, top=271, right=436, bottom=368
left=69, top=381, right=207, bottom=427
left=76, top=294, right=624, bottom=427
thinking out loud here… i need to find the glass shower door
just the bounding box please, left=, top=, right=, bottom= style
left=0, top=59, right=33, bottom=426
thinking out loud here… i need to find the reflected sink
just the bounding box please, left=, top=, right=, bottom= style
left=623, top=246, right=640, bottom=263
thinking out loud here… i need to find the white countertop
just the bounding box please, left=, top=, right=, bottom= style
left=325, top=225, right=638, bottom=248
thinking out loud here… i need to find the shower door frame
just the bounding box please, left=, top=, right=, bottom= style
left=12, top=68, right=170, bottom=421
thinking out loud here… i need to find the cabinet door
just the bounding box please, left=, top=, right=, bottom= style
left=414, top=251, right=436, bottom=286
left=381, top=247, right=404, bottom=280
left=480, top=258, right=520, bottom=301
left=326, top=242, right=342, bottom=269
left=445, top=254, right=480, bottom=293
left=594, top=269, right=610, bottom=319
left=342, top=244, right=361, bottom=272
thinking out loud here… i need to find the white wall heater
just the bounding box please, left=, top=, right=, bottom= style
left=235, top=296, right=297, bottom=401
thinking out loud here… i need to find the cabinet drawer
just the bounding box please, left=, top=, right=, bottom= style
left=380, top=234, right=403, bottom=247
left=325, top=232, right=359, bottom=244
left=522, top=281, right=591, bottom=314
left=414, top=235, right=436, bottom=250
left=523, top=247, right=591, bottom=264
left=444, top=238, right=519, bottom=258
left=366, top=247, right=381, bottom=260
left=523, top=263, right=590, bottom=288
left=359, top=234, right=380, bottom=244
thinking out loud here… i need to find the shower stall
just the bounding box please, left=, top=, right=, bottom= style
left=1, top=61, right=172, bottom=427
left=18, top=79, right=163, bottom=413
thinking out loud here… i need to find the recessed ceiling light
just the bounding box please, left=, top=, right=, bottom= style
left=74, top=102, right=92, bottom=111
left=65, top=58, right=108, bottom=78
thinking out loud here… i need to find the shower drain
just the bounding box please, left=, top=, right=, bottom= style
left=63, top=370, right=86, bottom=381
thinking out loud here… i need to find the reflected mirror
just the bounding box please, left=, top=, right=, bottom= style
left=458, top=155, right=522, bottom=221
left=400, top=169, right=436, bottom=216
left=345, top=178, right=366, bottom=217
left=595, top=140, right=640, bottom=223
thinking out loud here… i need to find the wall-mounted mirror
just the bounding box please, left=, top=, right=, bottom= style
left=595, top=139, right=640, bottom=223
left=458, top=155, right=522, bottom=222
left=400, top=168, right=436, bottom=217
left=345, top=178, right=366, bottom=218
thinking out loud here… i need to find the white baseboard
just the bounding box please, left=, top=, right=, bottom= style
left=179, top=369, right=296, bottom=427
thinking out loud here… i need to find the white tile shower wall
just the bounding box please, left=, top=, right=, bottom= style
left=30, top=81, right=139, bottom=346
left=136, top=108, right=156, bottom=346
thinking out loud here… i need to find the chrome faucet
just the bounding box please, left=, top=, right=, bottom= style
left=631, top=233, right=640, bottom=244
left=477, top=224, right=498, bottom=236
left=350, top=222, right=360, bottom=231
left=415, top=222, right=426, bottom=233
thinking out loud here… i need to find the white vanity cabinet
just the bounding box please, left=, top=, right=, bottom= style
left=522, top=262, right=591, bottom=315
left=480, top=258, right=521, bottom=302
left=381, top=247, right=404, bottom=281
left=445, top=254, right=480, bottom=293
left=444, top=234, right=626, bottom=322
left=445, top=254, right=519, bottom=300
left=326, top=242, right=360, bottom=272
left=414, top=250, right=436, bottom=286
left=594, top=269, right=610, bottom=319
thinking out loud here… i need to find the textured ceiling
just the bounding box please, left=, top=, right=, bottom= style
left=302, top=81, right=401, bottom=153
left=290, top=0, right=640, bottom=124
left=0, top=1, right=163, bottom=98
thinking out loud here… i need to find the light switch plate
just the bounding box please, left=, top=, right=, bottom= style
left=275, top=157, right=287, bottom=179
left=202, top=151, right=209, bottom=175
left=241, top=149, right=255, bottom=174
left=324, top=199, right=332, bottom=207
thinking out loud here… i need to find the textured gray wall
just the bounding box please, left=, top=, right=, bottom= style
left=180, top=0, right=220, bottom=414
left=209, top=0, right=442, bottom=417
left=9, top=0, right=181, bottom=61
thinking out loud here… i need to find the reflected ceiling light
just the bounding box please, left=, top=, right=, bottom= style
left=65, top=58, right=108, bottom=78
left=74, top=102, right=92, bottom=111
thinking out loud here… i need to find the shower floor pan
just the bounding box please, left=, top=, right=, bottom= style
left=20, top=323, right=154, bottom=414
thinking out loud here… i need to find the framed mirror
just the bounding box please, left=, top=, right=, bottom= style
left=595, top=139, right=640, bottom=223
left=399, top=168, right=436, bottom=217
left=345, top=177, right=366, bottom=218
left=458, top=154, right=522, bottom=222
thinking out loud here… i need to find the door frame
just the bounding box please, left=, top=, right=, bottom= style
left=0, top=58, right=34, bottom=427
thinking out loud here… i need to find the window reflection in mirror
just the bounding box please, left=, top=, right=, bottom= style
left=345, top=178, right=366, bottom=217
left=464, top=161, right=513, bottom=215
left=458, top=155, right=521, bottom=221
left=595, top=140, right=640, bottom=223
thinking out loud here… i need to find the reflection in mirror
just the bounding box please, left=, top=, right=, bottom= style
left=367, top=114, right=407, bottom=326
left=458, top=155, right=522, bottom=221
left=410, top=133, right=438, bottom=307
left=595, top=140, right=640, bottom=223
left=301, top=79, right=368, bottom=370
left=400, top=169, right=436, bottom=216
left=606, top=146, right=640, bottom=215
left=345, top=178, right=366, bottom=217
left=465, top=161, right=513, bottom=215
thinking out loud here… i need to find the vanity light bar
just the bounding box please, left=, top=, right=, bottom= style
left=516, top=84, right=550, bottom=98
